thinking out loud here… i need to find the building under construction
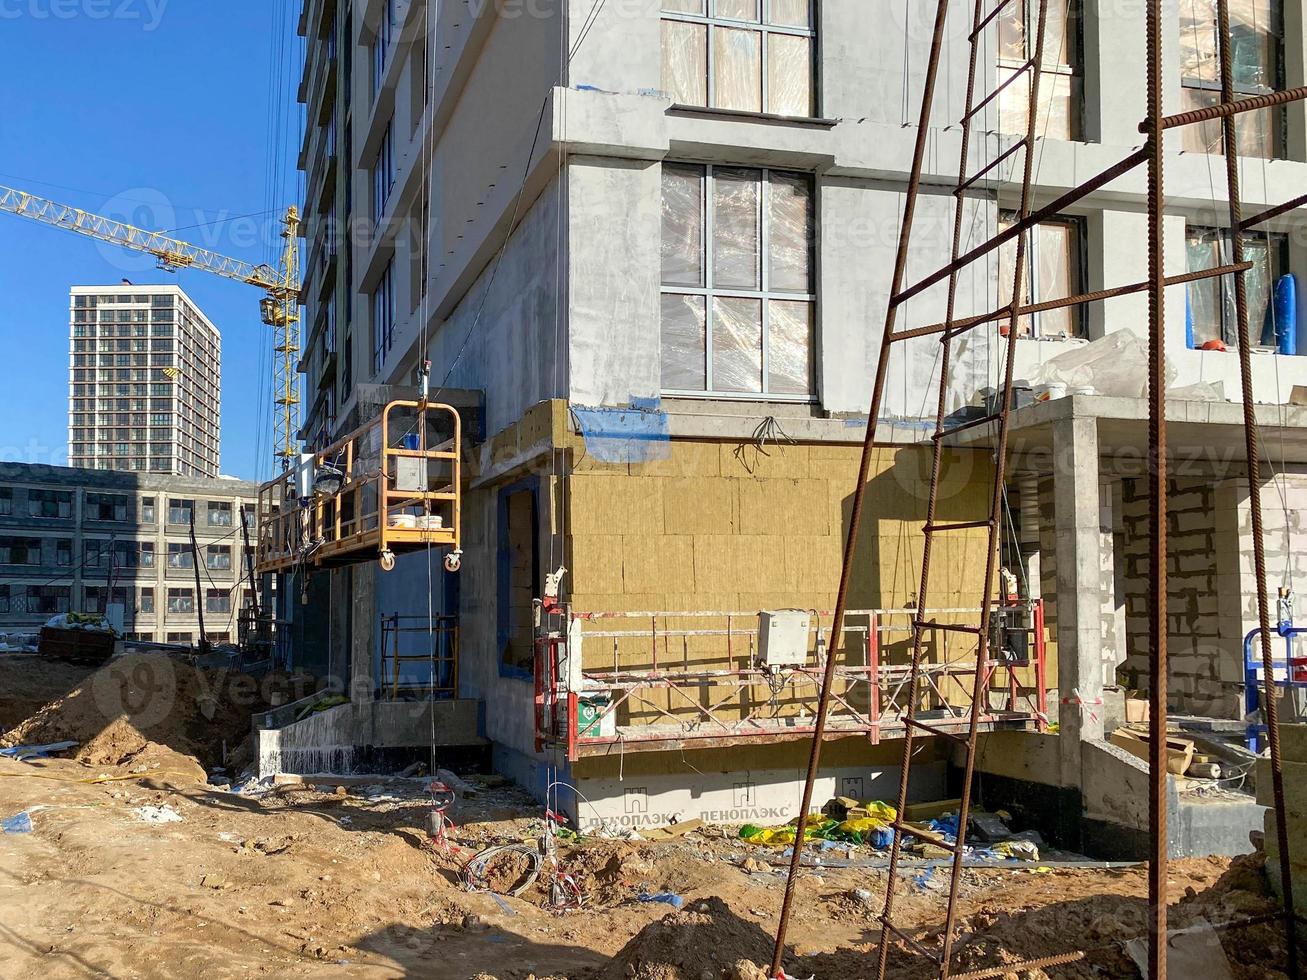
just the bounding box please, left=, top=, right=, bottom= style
left=258, top=2, right=1307, bottom=972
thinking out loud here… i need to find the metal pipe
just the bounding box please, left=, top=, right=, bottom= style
left=890, top=148, right=1148, bottom=311
left=1139, top=85, right=1307, bottom=133
left=895, top=262, right=1253, bottom=343
left=941, top=5, right=1052, bottom=974
left=1144, top=0, right=1169, bottom=974
left=768, top=3, right=955, bottom=975
left=1216, top=0, right=1298, bottom=971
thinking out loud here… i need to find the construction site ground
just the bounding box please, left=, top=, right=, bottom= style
left=0, top=653, right=1293, bottom=979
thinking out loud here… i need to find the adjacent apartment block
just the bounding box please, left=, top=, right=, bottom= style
left=69, top=284, right=222, bottom=478
left=289, top=0, right=1307, bottom=828
left=0, top=462, right=258, bottom=646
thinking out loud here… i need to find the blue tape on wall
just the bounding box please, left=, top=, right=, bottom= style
left=572, top=400, right=671, bottom=463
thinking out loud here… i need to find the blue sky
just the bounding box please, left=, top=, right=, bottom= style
left=0, top=1, right=303, bottom=483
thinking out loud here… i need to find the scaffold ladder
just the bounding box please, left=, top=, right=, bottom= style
left=769, top=0, right=1305, bottom=976
left=771, top=0, right=1067, bottom=976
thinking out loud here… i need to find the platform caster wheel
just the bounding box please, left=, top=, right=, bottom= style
left=443, top=552, right=462, bottom=573
left=379, top=550, right=396, bottom=572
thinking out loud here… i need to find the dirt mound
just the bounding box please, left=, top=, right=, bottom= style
left=1, top=653, right=309, bottom=770
left=877, top=855, right=1289, bottom=979
left=595, top=896, right=776, bottom=980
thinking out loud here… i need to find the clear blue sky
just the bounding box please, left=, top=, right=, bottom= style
left=0, top=1, right=303, bottom=483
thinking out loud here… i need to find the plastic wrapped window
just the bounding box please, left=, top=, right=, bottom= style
left=1185, top=230, right=1224, bottom=345
left=662, top=0, right=704, bottom=13
left=662, top=19, right=707, bottom=107
left=1179, top=86, right=1277, bottom=157
left=712, top=168, right=761, bottom=289
left=713, top=26, right=761, bottom=112
left=769, top=0, right=810, bottom=28
left=716, top=0, right=758, bottom=21
left=768, top=171, right=813, bottom=292
left=998, top=0, right=1077, bottom=67
left=996, top=215, right=1033, bottom=337
left=711, top=297, right=763, bottom=392
left=662, top=163, right=704, bottom=286
left=1031, top=220, right=1079, bottom=337
left=767, top=33, right=813, bottom=116
left=661, top=293, right=707, bottom=390
left=768, top=300, right=813, bottom=394
left=997, top=65, right=1077, bottom=140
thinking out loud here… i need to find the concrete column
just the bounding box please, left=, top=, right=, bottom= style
left=1052, top=414, right=1104, bottom=782
left=349, top=563, right=376, bottom=702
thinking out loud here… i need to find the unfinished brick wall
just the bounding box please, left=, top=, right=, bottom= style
left=1119, top=476, right=1226, bottom=715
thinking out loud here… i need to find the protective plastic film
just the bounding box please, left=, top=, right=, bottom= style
left=662, top=19, right=707, bottom=107
left=662, top=163, right=704, bottom=287
left=768, top=300, right=813, bottom=394
left=661, top=293, right=707, bottom=391
left=768, top=171, right=813, bottom=292
left=711, top=296, right=763, bottom=392
left=768, top=0, right=810, bottom=28
left=713, top=26, right=761, bottom=112
left=767, top=32, right=813, bottom=116
left=713, top=168, right=761, bottom=289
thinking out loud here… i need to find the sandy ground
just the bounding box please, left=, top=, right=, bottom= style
left=0, top=653, right=1294, bottom=979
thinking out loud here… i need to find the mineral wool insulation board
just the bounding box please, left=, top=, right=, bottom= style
left=572, top=760, right=947, bottom=833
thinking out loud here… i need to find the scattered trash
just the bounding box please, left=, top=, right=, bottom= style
left=488, top=893, right=517, bottom=917
left=132, top=804, right=183, bottom=824
left=637, top=891, right=684, bottom=909
left=849, top=887, right=876, bottom=908
left=1, top=811, right=33, bottom=834
left=0, top=741, right=78, bottom=762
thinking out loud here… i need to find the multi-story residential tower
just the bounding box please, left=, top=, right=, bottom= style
left=290, top=1, right=1307, bottom=833
left=68, top=284, right=222, bottom=478
left=0, top=462, right=258, bottom=646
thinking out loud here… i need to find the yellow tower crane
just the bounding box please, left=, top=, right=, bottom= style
left=0, top=184, right=302, bottom=468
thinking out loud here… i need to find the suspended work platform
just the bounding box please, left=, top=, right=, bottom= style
left=255, top=399, right=462, bottom=575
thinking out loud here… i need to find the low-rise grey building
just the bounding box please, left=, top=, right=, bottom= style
left=0, top=462, right=258, bottom=646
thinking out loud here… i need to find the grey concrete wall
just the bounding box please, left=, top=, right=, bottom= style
left=256, top=698, right=482, bottom=777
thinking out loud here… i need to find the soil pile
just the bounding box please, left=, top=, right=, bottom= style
left=595, top=896, right=776, bottom=980
left=0, top=655, right=94, bottom=731
left=893, top=854, right=1288, bottom=979
left=1, top=653, right=312, bottom=770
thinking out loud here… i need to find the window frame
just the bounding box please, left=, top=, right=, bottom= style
left=372, top=259, right=396, bottom=376
left=1178, top=0, right=1285, bottom=159
left=660, top=162, right=817, bottom=400
left=997, top=210, right=1089, bottom=339
left=996, top=0, right=1084, bottom=142
left=661, top=0, right=819, bottom=118
left=1185, top=224, right=1291, bottom=349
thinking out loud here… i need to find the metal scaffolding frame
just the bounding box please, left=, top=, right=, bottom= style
left=768, top=1, right=1303, bottom=977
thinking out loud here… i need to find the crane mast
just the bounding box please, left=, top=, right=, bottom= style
left=0, top=183, right=302, bottom=467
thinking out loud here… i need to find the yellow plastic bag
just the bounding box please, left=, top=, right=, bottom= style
left=836, top=816, right=888, bottom=837
left=862, top=801, right=897, bottom=822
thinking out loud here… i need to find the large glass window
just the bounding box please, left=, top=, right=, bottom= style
left=371, top=121, right=395, bottom=224
left=997, top=212, right=1087, bottom=338
left=28, top=489, right=72, bottom=519
left=167, top=498, right=193, bottom=525
left=0, top=538, right=42, bottom=565
left=661, top=164, right=815, bottom=397
left=661, top=1, right=816, bottom=117
left=372, top=260, right=396, bottom=376
left=1179, top=0, right=1283, bottom=158
left=167, top=588, right=194, bottom=615
left=167, top=542, right=194, bottom=569
left=997, top=0, right=1082, bottom=141
left=1185, top=226, right=1289, bottom=348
